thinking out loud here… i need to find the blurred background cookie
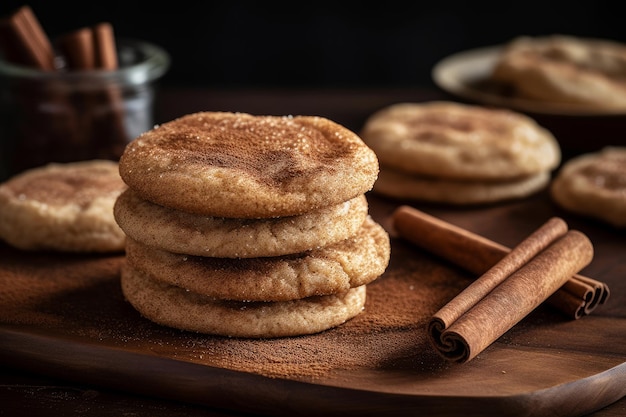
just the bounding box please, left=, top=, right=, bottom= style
left=551, top=147, right=626, bottom=227
left=360, top=101, right=561, bottom=205
left=0, top=160, right=126, bottom=252
left=432, top=34, right=626, bottom=155
left=490, top=35, right=626, bottom=111
left=373, top=168, right=550, bottom=205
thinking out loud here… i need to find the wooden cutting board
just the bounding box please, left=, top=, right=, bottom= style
left=1, top=192, right=625, bottom=417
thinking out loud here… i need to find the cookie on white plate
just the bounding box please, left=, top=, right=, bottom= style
left=491, top=35, right=626, bottom=111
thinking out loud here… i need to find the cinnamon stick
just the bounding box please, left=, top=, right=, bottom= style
left=55, top=27, right=99, bottom=149
left=0, top=5, right=55, bottom=70
left=92, top=22, right=118, bottom=70
left=1, top=6, right=143, bottom=178
left=89, top=22, right=129, bottom=159
left=392, top=206, right=609, bottom=319
left=428, top=217, right=568, bottom=330
left=428, top=227, right=593, bottom=363
left=0, top=6, right=86, bottom=170
left=57, top=27, right=96, bottom=70
left=6, top=13, right=128, bottom=162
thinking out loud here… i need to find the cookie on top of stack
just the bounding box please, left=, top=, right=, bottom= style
left=359, top=101, right=561, bottom=205
left=114, top=111, right=390, bottom=338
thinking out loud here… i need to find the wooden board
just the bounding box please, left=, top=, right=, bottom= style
left=1, top=192, right=625, bottom=417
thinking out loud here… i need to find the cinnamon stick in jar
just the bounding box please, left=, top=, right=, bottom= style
left=92, top=23, right=118, bottom=70
left=56, top=23, right=127, bottom=158
left=0, top=6, right=83, bottom=170
left=0, top=5, right=55, bottom=70
left=57, top=27, right=96, bottom=70
left=90, top=22, right=129, bottom=159
left=392, top=206, right=609, bottom=319
left=1, top=6, right=167, bottom=180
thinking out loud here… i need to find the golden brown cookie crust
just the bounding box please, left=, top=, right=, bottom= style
left=119, top=112, right=379, bottom=218
left=360, top=101, right=560, bottom=181
left=0, top=160, right=127, bottom=252
left=124, top=216, right=390, bottom=301
left=114, top=189, right=370, bottom=258
left=551, top=147, right=626, bottom=227
left=120, top=262, right=367, bottom=338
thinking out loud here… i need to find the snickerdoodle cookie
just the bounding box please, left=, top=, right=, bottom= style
left=120, top=263, right=367, bottom=338
left=0, top=160, right=126, bottom=252
left=360, top=101, right=560, bottom=204
left=119, top=111, right=379, bottom=218
left=360, top=101, right=560, bottom=181
left=124, top=217, right=390, bottom=301
left=114, top=189, right=369, bottom=258
left=551, top=147, right=626, bottom=227
left=374, top=167, right=550, bottom=205
left=490, top=35, right=626, bottom=112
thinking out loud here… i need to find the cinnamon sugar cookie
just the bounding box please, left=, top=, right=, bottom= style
left=551, top=147, right=626, bottom=227
left=374, top=167, right=550, bottom=205
left=114, top=189, right=369, bottom=258
left=0, top=160, right=126, bottom=252
left=119, top=111, right=379, bottom=218
left=360, top=101, right=560, bottom=181
left=120, top=262, right=367, bottom=338
left=124, top=217, right=390, bottom=301
left=491, top=35, right=626, bottom=111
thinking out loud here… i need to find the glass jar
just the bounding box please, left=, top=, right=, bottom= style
left=0, top=38, right=170, bottom=181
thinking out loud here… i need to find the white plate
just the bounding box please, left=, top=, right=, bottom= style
left=432, top=45, right=626, bottom=117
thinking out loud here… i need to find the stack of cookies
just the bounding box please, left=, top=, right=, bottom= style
left=114, top=111, right=390, bottom=338
left=360, top=101, right=561, bottom=205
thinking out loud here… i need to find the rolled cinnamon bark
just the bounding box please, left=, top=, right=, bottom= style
left=429, top=217, right=568, bottom=333
left=0, top=6, right=84, bottom=172
left=392, top=206, right=608, bottom=318
left=0, top=6, right=55, bottom=70
left=1, top=7, right=149, bottom=177
left=57, top=27, right=96, bottom=70
left=47, top=22, right=127, bottom=160
left=92, top=23, right=118, bottom=70
left=89, top=22, right=129, bottom=159
left=546, top=289, right=587, bottom=320
left=428, top=229, right=593, bottom=363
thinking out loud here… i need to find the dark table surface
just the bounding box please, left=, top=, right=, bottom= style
left=1, top=86, right=625, bottom=417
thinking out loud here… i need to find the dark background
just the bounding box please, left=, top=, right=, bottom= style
left=2, top=1, right=626, bottom=89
